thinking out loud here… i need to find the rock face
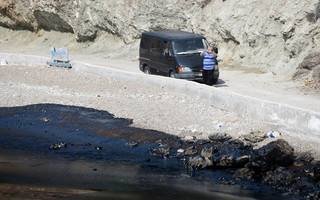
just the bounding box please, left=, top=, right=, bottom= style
left=1, top=0, right=320, bottom=77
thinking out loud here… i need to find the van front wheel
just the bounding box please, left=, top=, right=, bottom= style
left=213, top=78, right=218, bottom=84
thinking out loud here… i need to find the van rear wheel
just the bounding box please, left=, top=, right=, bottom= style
left=144, top=66, right=151, bottom=74
left=169, top=71, right=175, bottom=78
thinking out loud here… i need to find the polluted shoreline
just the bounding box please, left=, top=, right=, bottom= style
left=0, top=104, right=320, bottom=200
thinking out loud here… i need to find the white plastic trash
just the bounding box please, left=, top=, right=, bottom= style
left=0, top=59, right=7, bottom=66
left=215, top=122, right=224, bottom=130
left=266, top=131, right=282, bottom=138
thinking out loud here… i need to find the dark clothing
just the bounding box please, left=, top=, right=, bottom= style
left=202, top=69, right=214, bottom=86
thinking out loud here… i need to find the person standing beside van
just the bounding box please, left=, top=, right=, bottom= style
left=200, top=46, right=217, bottom=85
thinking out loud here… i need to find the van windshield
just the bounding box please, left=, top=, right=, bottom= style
left=172, top=39, right=208, bottom=55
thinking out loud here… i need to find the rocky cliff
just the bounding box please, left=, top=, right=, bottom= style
left=1, top=0, right=320, bottom=80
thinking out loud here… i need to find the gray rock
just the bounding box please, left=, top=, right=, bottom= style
left=262, top=167, right=297, bottom=189
left=299, top=52, right=320, bottom=70
left=184, top=146, right=198, bottom=156
left=246, top=139, right=295, bottom=173
left=240, top=131, right=266, bottom=144
left=233, top=168, right=254, bottom=181
left=187, top=156, right=212, bottom=171
left=234, top=155, right=251, bottom=167
left=208, top=132, right=232, bottom=142
left=236, top=161, right=299, bottom=190
left=201, top=146, right=215, bottom=158
left=150, top=147, right=170, bottom=158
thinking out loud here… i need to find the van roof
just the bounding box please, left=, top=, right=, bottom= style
left=142, top=30, right=205, bottom=41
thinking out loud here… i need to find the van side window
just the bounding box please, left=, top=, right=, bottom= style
left=163, top=41, right=172, bottom=57
left=140, top=37, right=150, bottom=49
left=150, top=39, right=161, bottom=54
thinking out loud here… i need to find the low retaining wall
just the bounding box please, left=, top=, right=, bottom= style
left=1, top=53, right=320, bottom=135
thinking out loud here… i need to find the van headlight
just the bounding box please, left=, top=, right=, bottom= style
left=178, top=67, right=191, bottom=72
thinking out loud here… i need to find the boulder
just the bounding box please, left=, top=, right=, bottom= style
left=246, top=139, right=295, bottom=173
left=294, top=52, right=320, bottom=81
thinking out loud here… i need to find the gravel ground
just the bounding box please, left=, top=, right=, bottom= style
left=1, top=64, right=320, bottom=159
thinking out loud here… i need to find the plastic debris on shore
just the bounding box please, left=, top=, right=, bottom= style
left=215, top=122, right=224, bottom=130
left=266, top=131, right=282, bottom=138
left=0, top=59, right=7, bottom=66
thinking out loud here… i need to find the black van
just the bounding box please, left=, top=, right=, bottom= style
left=139, top=30, right=219, bottom=83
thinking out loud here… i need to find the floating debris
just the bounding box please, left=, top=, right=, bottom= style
left=95, top=146, right=103, bottom=150
left=177, top=149, right=185, bottom=153
left=40, top=117, right=50, bottom=123
left=50, top=142, right=67, bottom=150
left=125, top=141, right=138, bottom=147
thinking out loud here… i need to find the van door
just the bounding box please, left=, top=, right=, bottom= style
left=149, top=38, right=162, bottom=74
left=139, top=35, right=151, bottom=72
left=160, top=41, right=175, bottom=75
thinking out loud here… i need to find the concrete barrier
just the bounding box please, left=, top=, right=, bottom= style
left=1, top=52, right=320, bottom=135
